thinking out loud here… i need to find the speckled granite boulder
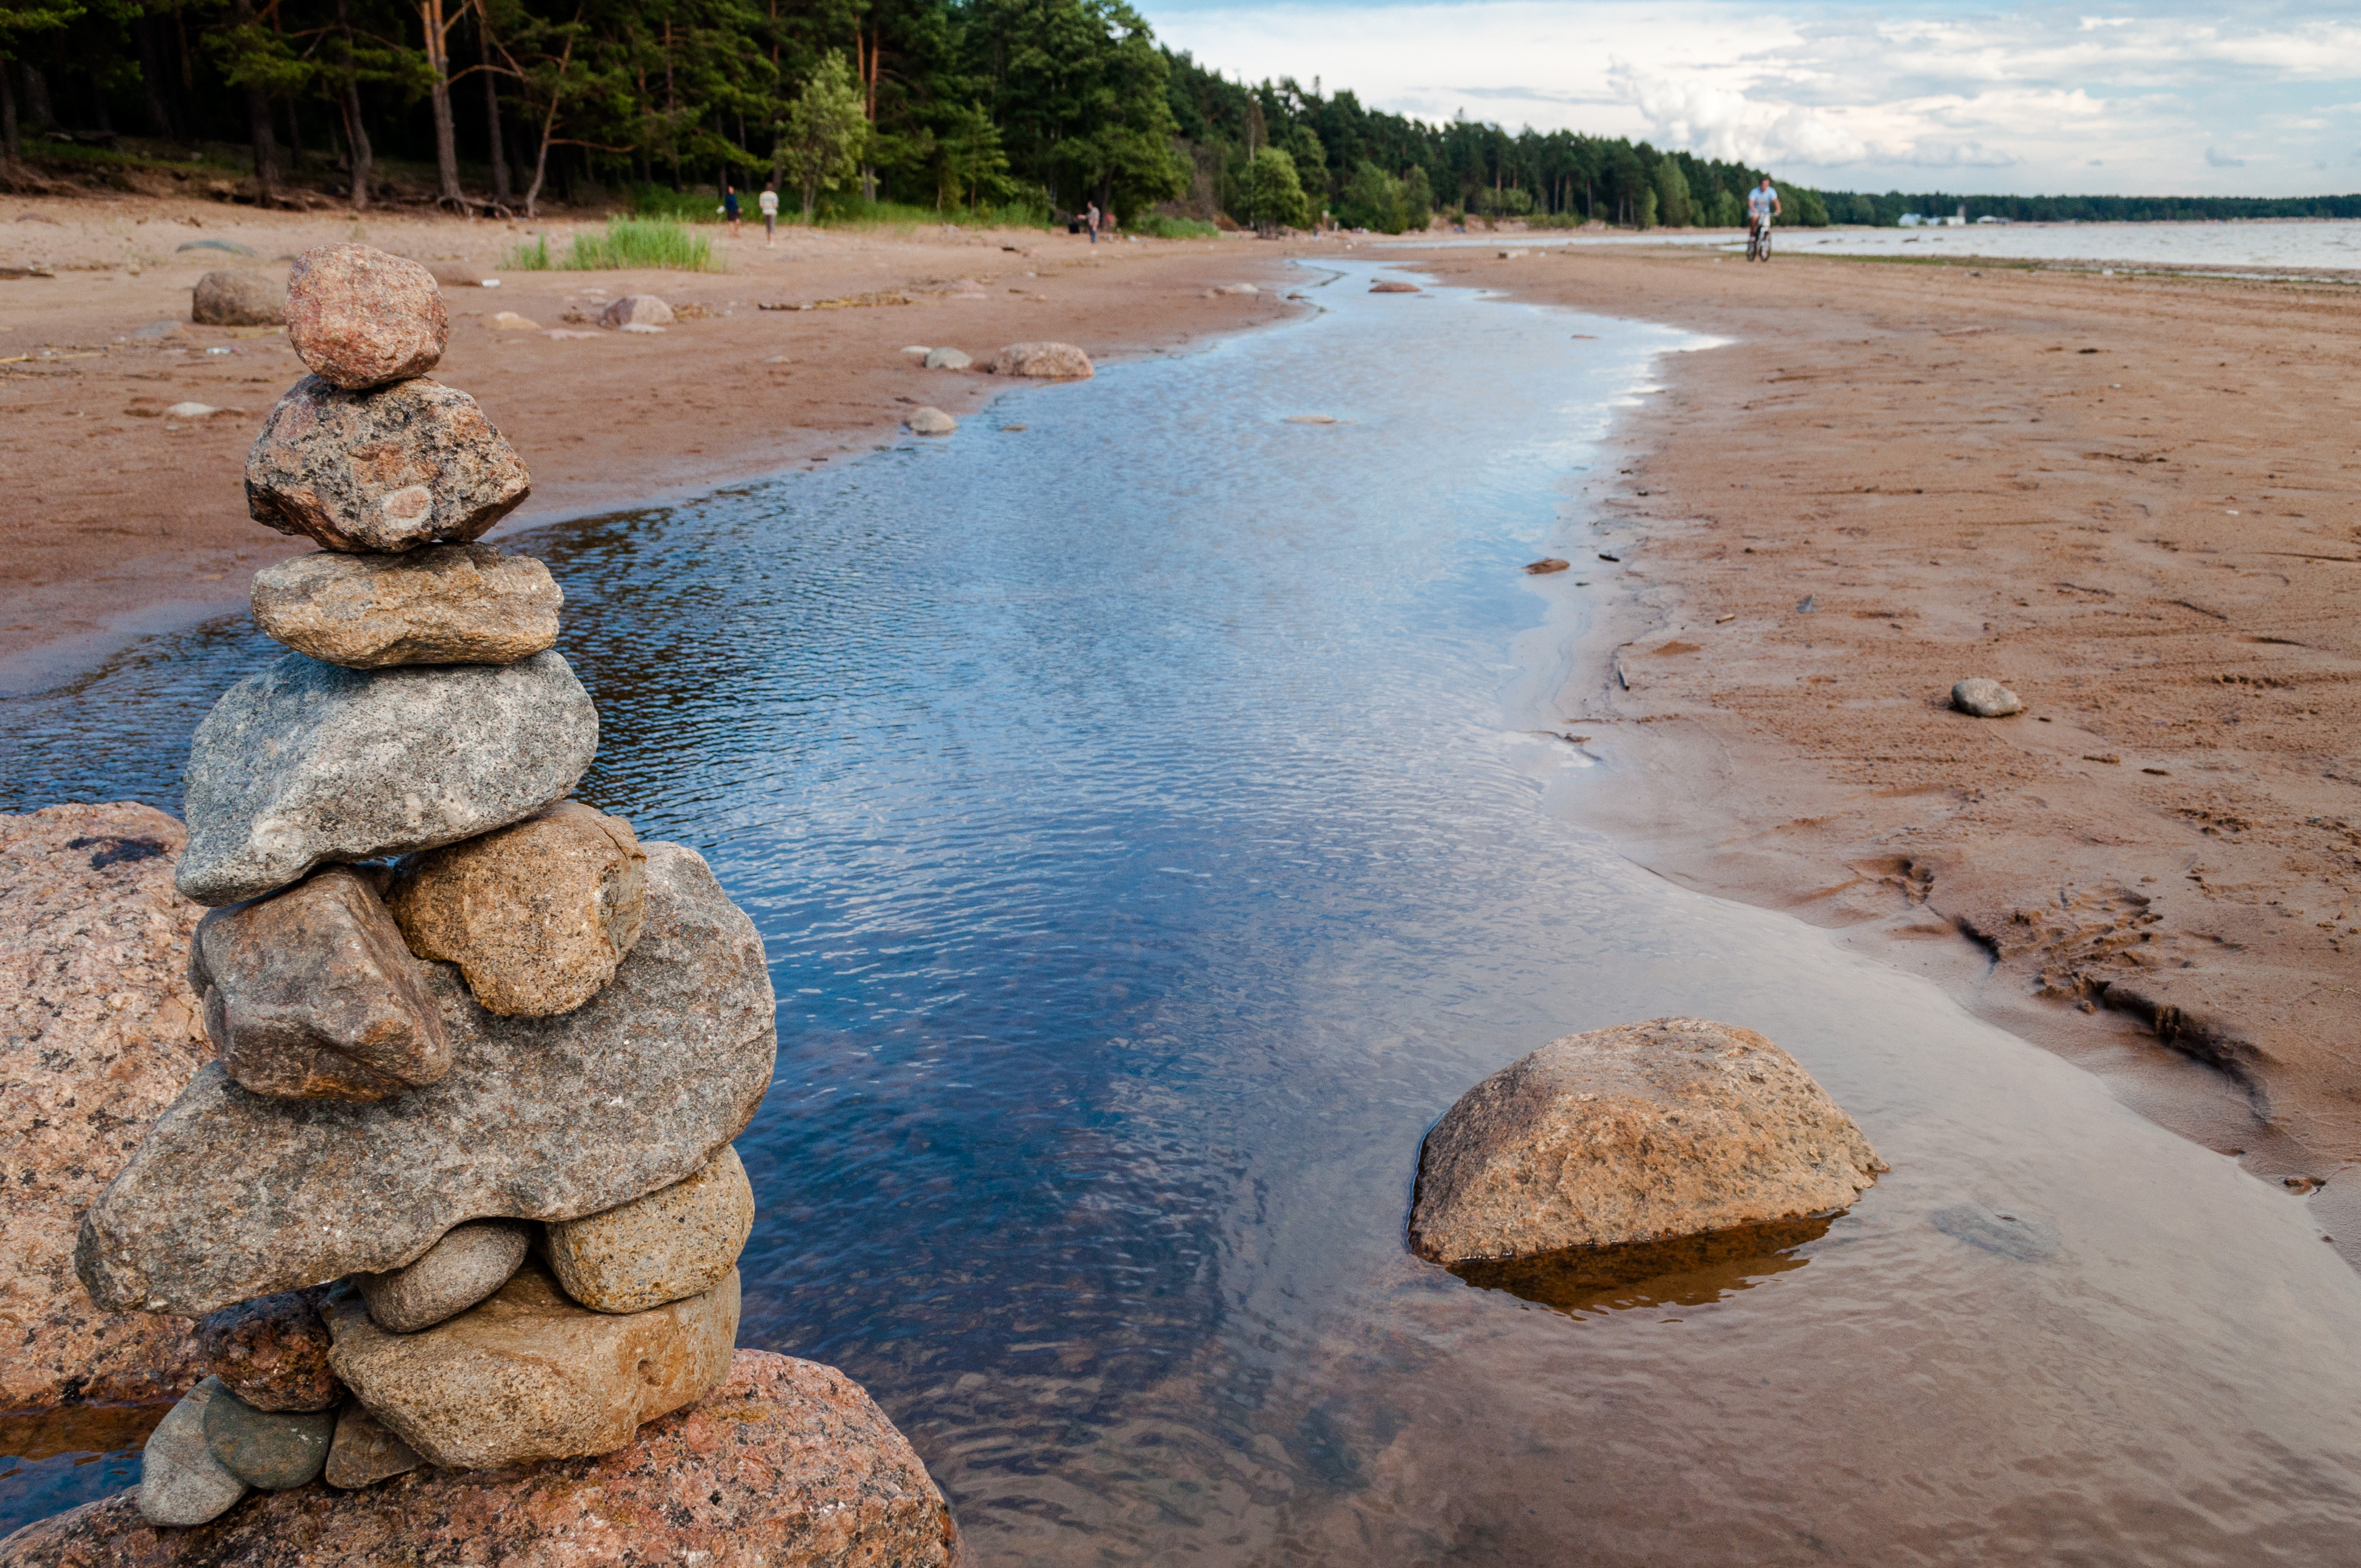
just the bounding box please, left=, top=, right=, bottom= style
left=324, top=1262, right=738, bottom=1468
left=196, top=1292, right=340, bottom=1413
left=1951, top=677, right=2025, bottom=718
left=133, top=1378, right=248, bottom=1528
left=385, top=801, right=646, bottom=1017
left=0, top=804, right=208, bottom=1409
left=0, top=1351, right=960, bottom=1567
left=986, top=340, right=1093, bottom=379
left=548, top=1145, right=753, bottom=1314
left=245, top=376, right=530, bottom=553
left=1408, top=1017, right=1885, bottom=1263
left=77, top=845, right=775, bottom=1319
left=174, top=650, right=596, bottom=906
left=284, top=244, right=448, bottom=390
left=249, top=545, right=561, bottom=668
left=191, top=269, right=285, bottom=327
left=189, top=868, right=450, bottom=1100
left=355, top=1218, right=530, bottom=1333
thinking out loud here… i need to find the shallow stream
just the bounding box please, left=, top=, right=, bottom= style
left=6, top=263, right=2361, bottom=1562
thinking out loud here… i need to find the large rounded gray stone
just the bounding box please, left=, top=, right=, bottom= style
left=192, top=268, right=286, bottom=326
left=75, top=845, right=775, bottom=1319
left=174, top=650, right=597, bottom=907
left=137, top=1378, right=249, bottom=1527
left=1408, top=1017, right=1885, bottom=1264
left=356, top=1217, right=531, bottom=1332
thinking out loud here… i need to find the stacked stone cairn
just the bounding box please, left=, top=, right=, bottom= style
left=73, top=244, right=776, bottom=1529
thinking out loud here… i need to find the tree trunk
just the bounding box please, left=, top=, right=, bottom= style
left=478, top=15, right=508, bottom=204
left=23, top=64, right=51, bottom=129
left=1, top=64, right=18, bottom=163
left=282, top=97, right=302, bottom=173
left=420, top=0, right=463, bottom=204
left=136, top=18, right=176, bottom=138
left=227, top=0, right=280, bottom=201
left=331, top=0, right=370, bottom=209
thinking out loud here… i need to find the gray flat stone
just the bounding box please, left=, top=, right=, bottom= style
left=203, top=1384, right=336, bottom=1489
left=357, top=1218, right=531, bottom=1332
left=138, top=1378, right=249, bottom=1527
left=175, top=650, right=596, bottom=906
left=77, top=845, right=775, bottom=1319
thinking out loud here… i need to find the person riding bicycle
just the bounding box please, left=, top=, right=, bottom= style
left=1747, top=176, right=1781, bottom=242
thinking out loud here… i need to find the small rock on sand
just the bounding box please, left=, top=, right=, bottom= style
left=1409, top=1017, right=1885, bottom=1264
left=900, top=344, right=932, bottom=360
left=1217, top=282, right=1259, bottom=295
left=192, top=269, right=286, bottom=326
left=907, top=406, right=957, bottom=435
left=1951, top=678, right=2025, bottom=717
left=924, top=346, right=971, bottom=370
left=164, top=402, right=221, bottom=418
left=488, top=311, right=541, bottom=331
left=284, top=244, right=447, bottom=389
left=426, top=263, right=489, bottom=288
left=132, top=319, right=184, bottom=339
left=600, top=293, right=673, bottom=328
left=988, top=341, right=1094, bottom=379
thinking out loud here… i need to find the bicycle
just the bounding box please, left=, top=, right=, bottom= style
left=1746, top=217, right=1772, bottom=262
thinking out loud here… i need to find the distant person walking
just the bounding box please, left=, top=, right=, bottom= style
left=759, top=183, right=780, bottom=246
left=1086, top=200, right=1101, bottom=244
left=722, top=182, right=742, bottom=237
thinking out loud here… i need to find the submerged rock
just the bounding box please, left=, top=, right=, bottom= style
left=284, top=244, right=448, bottom=390
left=987, top=341, right=1094, bottom=379
left=192, top=269, right=286, bottom=326
left=135, top=1378, right=248, bottom=1527
left=175, top=650, right=596, bottom=907
left=249, top=544, right=561, bottom=669
left=1408, top=1017, right=1885, bottom=1264
left=190, top=868, right=451, bottom=1101
left=0, top=804, right=210, bottom=1411
left=245, top=375, right=531, bottom=553
left=197, top=1292, right=341, bottom=1413
left=384, top=800, right=646, bottom=1018
left=355, top=1218, right=532, bottom=1333
left=325, top=1262, right=739, bottom=1468
left=77, top=845, right=776, bottom=1319
left=547, top=1145, right=753, bottom=1314
left=1951, top=678, right=2025, bottom=718
left=11, top=1351, right=961, bottom=1566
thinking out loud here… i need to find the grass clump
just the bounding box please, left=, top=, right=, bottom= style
left=504, top=217, right=726, bottom=273
left=1131, top=214, right=1218, bottom=239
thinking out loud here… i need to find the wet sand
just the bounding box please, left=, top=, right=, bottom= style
left=1405, top=241, right=2361, bottom=1227
left=0, top=196, right=1295, bottom=690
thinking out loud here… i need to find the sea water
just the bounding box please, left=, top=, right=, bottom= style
left=4, top=263, right=2360, bottom=1561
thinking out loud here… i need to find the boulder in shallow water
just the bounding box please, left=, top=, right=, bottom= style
left=284, top=244, right=447, bottom=390
left=249, top=543, right=562, bottom=669
left=355, top=1218, right=531, bottom=1333
left=190, top=868, right=450, bottom=1100
left=192, top=269, right=285, bottom=326
left=244, top=375, right=531, bottom=553
left=196, top=1292, right=340, bottom=1413
left=986, top=341, right=1094, bottom=379
left=547, top=1145, right=753, bottom=1314
left=135, top=1379, right=248, bottom=1528
left=324, top=1262, right=738, bottom=1468
left=1951, top=678, right=2024, bottom=718
left=906, top=406, right=956, bottom=436
left=77, top=845, right=775, bottom=1319
left=175, top=650, right=596, bottom=906
left=1408, top=1017, right=1884, bottom=1264
left=384, top=800, right=646, bottom=1018
left=1369, top=279, right=1420, bottom=293
left=7, top=1350, right=961, bottom=1566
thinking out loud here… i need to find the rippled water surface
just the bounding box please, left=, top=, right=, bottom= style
left=7, top=264, right=2361, bottom=1562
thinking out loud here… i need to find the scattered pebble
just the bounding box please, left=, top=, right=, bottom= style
left=1951, top=678, right=2024, bottom=718
left=1523, top=558, right=1570, bottom=575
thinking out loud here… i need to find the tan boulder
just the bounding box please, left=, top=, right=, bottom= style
left=1408, top=1017, right=1885, bottom=1264
left=323, top=1262, right=738, bottom=1469
left=0, top=804, right=208, bottom=1409
left=189, top=867, right=451, bottom=1101
left=321, top=1401, right=420, bottom=1489
left=986, top=341, right=1094, bottom=379
left=4, top=1349, right=961, bottom=1566
left=249, top=545, right=561, bottom=669
left=384, top=801, right=646, bottom=1017
left=548, top=1145, right=753, bottom=1314
left=283, top=244, right=448, bottom=390
left=191, top=269, right=285, bottom=326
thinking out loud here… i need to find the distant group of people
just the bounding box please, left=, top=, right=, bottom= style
left=717, top=181, right=785, bottom=246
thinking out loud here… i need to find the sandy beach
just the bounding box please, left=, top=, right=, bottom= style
left=1403, top=242, right=2361, bottom=1233
left=0, top=197, right=1296, bottom=690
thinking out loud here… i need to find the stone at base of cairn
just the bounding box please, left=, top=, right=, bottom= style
left=0, top=1351, right=961, bottom=1568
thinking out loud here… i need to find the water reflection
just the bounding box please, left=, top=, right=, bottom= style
left=1447, top=1217, right=1832, bottom=1316
left=0, top=1407, right=162, bottom=1537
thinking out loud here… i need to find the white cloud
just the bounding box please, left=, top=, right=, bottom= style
left=1143, top=0, right=2361, bottom=194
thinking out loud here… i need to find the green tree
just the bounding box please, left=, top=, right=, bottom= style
left=777, top=49, right=866, bottom=218
left=0, top=0, right=80, bottom=161
left=964, top=0, right=1183, bottom=218
left=1242, top=143, right=1307, bottom=231
left=1400, top=163, right=1432, bottom=230
left=1635, top=182, right=1658, bottom=228
left=1653, top=155, right=1691, bottom=226
left=1337, top=157, right=1401, bottom=232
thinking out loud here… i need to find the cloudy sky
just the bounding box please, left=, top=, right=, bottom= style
left=1138, top=1, right=2359, bottom=197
